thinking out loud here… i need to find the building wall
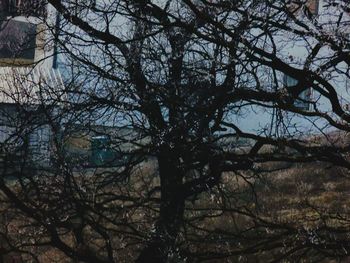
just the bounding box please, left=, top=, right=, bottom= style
left=0, top=2, right=62, bottom=167
left=0, top=103, right=53, bottom=167
left=235, top=0, right=350, bottom=136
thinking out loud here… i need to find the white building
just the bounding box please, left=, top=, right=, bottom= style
left=0, top=0, right=348, bottom=166
left=0, top=0, right=64, bottom=166
left=233, top=0, right=350, bottom=137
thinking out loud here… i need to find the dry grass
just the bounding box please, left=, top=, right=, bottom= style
left=2, top=159, right=350, bottom=262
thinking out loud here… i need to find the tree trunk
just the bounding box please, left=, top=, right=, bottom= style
left=136, top=147, right=185, bottom=263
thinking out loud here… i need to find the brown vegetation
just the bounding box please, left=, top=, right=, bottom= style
left=1, top=159, right=350, bottom=262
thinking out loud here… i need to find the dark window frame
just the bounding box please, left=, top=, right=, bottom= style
left=283, top=74, right=312, bottom=111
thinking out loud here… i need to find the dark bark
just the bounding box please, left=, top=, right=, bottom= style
left=136, top=146, right=185, bottom=263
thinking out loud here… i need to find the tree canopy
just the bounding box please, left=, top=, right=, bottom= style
left=2, top=0, right=350, bottom=262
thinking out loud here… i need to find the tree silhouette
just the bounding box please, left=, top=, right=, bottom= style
left=1, top=0, right=350, bottom=262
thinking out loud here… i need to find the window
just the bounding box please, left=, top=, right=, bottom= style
left=28, top=126, right=51, bottom=162
left=284, top=75, right=312, bottom=111
left=90, top=135, right=116, bottom=167
left=0, top=20, right=37, bottom=63
left=0, top=0, right=47, bottom=18
left=0, top=1, right=49, bottom=66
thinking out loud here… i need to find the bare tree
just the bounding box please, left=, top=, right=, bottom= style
left=2, top=0, right=350, bottom=262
